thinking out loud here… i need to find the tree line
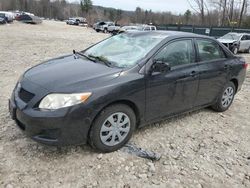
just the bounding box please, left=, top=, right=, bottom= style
left=0, top=0, right=249, bottom=28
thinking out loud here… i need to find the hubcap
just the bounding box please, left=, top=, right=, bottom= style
left=100, top=112, right=130, bottom=146
left=221, top=86, right=234, bottom=108
left=234, top=48, right=238, bottom=54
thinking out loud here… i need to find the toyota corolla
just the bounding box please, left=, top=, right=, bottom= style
left=9, top=31, right=247, bottom=152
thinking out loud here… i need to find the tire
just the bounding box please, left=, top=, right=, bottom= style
left=211, top=81, right=236, bottom=112
left=95, top=29, right=100, bottom=32
left=232, top=47, right=238, bottom=55
left=89, top=104, right=136, bottom=152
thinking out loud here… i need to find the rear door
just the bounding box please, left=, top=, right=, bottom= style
left=194, top=38, right=231, bottom=107
left=145, top=39, right=199, bottom=121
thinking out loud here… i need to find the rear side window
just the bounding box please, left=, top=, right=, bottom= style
left=196, top=39, right=225, bottom=61
left=154, top=40, right=195, bottom=67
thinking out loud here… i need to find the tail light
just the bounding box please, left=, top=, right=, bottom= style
left=243, top=63, right=248, bottom=69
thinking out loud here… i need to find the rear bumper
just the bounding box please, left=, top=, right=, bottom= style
left=9, top=97, right=92, bottom=146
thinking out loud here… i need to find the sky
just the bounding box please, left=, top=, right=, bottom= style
left=69, top=0, right=191, bottom=14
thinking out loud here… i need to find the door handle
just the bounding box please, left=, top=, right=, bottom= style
left=190, top=71, right=197, bottom=77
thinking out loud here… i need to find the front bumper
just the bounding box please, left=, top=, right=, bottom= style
left=9, top=82, right=94, bottom=146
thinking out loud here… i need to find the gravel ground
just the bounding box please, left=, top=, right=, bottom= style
left=0, top=21, right=250, bottom=188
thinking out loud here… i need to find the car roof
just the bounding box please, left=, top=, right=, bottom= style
left=124, top=30, right=211, bottom=39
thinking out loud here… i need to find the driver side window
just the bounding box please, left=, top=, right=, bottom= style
left=154, top=40, right=195, bottom=67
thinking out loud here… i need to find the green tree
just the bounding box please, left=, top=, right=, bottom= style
left=80, top=0, right=93, bottom=16
left=184, top=9, right=191, bottom=24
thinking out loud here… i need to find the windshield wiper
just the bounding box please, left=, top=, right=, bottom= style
left=73, top=50, right=97, bottom=62
left=87, top=54, right=112, bottom=67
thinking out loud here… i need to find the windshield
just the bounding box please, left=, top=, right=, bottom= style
left=83, top=33, right=165, bottom=68
left=220, top=33, right=240, bottom=40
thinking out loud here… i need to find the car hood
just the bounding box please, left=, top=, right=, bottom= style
left=217, top=38, right=237, bottom=44
left=23, top=54, right=122, bottom=92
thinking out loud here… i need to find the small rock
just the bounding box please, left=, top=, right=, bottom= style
left=125, top=166, right=129, bottom=171
left=169, top=143, right=176, bottom=150
left=172, top=153, right=181, bottom=160
left=5, top=184, right=14, bottom=188
left=97, top=154, right=103, bottom=160
left=226, top=169, right=233, bottom=177
left=147, top=162, right=156, bottom=173
left=163, top=161, right=168, bottom=165
left=92, top=181, right=98, bottom=187
left=199, top=142, right=205, bottom=148
left=223, top=142, right=230, bottom=146
left=138, top=173, right=148, bottom=179
left=152, top=179, right=160, bottom=185
left=123, top=184, right=130, bottom=188
left=245, top=174, right=250, bottom=180
left=193, top=166, right=199, bottom=170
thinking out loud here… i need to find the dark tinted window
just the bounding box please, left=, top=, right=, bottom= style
left=246, top=35, right=250, bottom=40
left=197, top=39, right=225, bottom=61
left=241, top=35, right=247, bottom=40
left=154, top=40, right=195, bottom=67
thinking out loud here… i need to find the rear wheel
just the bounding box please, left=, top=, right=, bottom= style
left=89, top=104, right=136, bottom=152
left=211, top=81, right=236, bottom=112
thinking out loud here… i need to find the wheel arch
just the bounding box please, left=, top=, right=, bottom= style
left=230, top=78, right=238, bottom=92
left=88, top=99, right=141, bottom=138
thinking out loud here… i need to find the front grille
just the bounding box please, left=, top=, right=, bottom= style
left=18, top=88, right=35, bottom=103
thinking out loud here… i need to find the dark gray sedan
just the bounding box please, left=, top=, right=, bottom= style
left=9, top=31, right=247, bottom=152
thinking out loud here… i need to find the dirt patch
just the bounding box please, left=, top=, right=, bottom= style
left=0, top=21, right=249, bottom=187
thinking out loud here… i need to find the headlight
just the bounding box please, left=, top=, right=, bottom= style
left=39, top=92, right=92, bottom=110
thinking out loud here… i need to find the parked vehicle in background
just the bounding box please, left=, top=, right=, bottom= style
left=107, top=24, right=121, bottom=34
left=141, top=25, right=157, bottom=31
left=66, top=18, right=80, bottom=25
left=16, top=14, right=42, bottom=24
left=0, top=17, right=6, bottom=24
left=0, top=13, right=7, bottom=24
left=118, top=25, right=157, bottom=34
left=66, top=17, right=87, bottom=26
left=218, top=32, right=250, bottom=54
left=93, top=21, right=115, bottom=33
left=0, top=11, right=14, bottom=23
left=9, top=31, right=247, bottom=152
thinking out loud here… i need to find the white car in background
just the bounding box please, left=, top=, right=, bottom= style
left=118, top=25, right=157, bottom=34
left=218, top=32, right=250, bottom=54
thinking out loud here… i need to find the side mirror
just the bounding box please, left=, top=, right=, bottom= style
left=152, top=60, right=171, bottom=73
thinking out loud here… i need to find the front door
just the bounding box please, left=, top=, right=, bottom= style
left=145, top=39, right=199, bottom=121
left=239, top=35, right=250, bottom=51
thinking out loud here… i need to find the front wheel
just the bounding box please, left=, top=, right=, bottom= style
left=211, top=82, right=236, bottom=112
left=89, top=104, right=136, bottom=152
left=103, top=28, right=108, bottom=33
left=232, top=47, right=238, bottom=55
